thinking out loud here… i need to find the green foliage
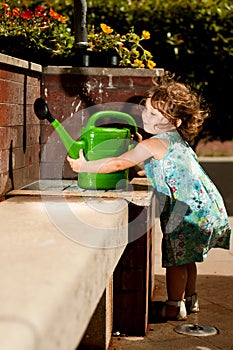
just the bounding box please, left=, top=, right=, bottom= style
left=0, top=0, right=232, bottom=140
left=86, top=0, right=232, bottom=76
left=0, top=1, right=156, bottom=68
left=88, top=24, right=155, bottom=69
left=0, top=3, right=74, bottom=62
left=86, top=0, right=233, bottom=141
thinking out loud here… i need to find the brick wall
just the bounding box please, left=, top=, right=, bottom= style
left=41, top=66, right=163, bottom=180
left=113, top=197, right=156, bottom=336
left=0, top=54, right=42, bottom=200
left=0, top=57, right=163, bottom=196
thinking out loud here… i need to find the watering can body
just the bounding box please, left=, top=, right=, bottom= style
left=76, top=126, right=132, bottom=189
left=49, top=109, right=138, bottom=190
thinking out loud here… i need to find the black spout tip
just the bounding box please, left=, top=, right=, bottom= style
left=34, top=98, right=55, bottom=123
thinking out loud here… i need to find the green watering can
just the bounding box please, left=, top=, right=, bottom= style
left=34, top=98, right=138, bottom=190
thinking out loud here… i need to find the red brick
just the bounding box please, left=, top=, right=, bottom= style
left=13, top=167, right=29, bottom=189
left=27, top=104, right=40, bottom=125
left=2, top=103, right=23, bottom=126
left=0, top=127, right=11, bottom=149
left=10, top=126, right=23, bottom=148
left=40, top=123, right=53, bottom=143
left=13, top=147, right=26, bottom=169
left=43, top=74, right=63, bottom=87
left=107, top=76, right=119, bottom=87
left=121, top=269, right=144, bottom=291
left=0, top=149, right=9, bottom=172
left=0, top=172, right=11, bottom=195
left=28, top=163, right=40, bottom=182
left=40, top=161, right=64, bottom=179
left=131, top=76, right=153, bottom=87
left=46, top=90, right=66, bottom=110
left=26, top=144, right=40, bottom=166
left=0, top=70, right=24, bottom=83
left=40, top=140, right=68, bottom=162
left=10, top=104, right=24, bottom=126
left=121, top=245, right=145, bottom=269
left=113, top=292, right=147, bottom=335
left=0, top=63, right=41, bottom=197
left=26, top=84, right=41, bottom=104
left=63, top=162, right=77, bottom=179
left=27, top=75, right=41, bottom=88
left=1, top=80, right=24, bottom=104
left=0, top=104, right=11, bottom=126
left=26, top=124, right=40, bottom=146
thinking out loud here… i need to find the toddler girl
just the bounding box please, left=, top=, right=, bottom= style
left=67, top=72, right=231, bottom=321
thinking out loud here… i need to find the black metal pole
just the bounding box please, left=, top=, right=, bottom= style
left=74, top=0, right=88, bottom=48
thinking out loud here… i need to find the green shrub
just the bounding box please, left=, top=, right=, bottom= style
left=0, top=3, right=74, bottom=63
left=0, top=1, right=156, bottom=68
left=1, top=0, right=232, bottom=141
left=86, top=0, right=233, bottom=141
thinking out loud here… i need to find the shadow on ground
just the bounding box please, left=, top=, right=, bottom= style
left=109, top=274, right=233, bottom=350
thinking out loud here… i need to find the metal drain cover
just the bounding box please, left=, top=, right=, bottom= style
left=174, top=323, right=218, bottom=337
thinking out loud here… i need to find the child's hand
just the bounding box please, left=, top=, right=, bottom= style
left=67, top=149, right=85, bottom=173
left=137, top=169, right=146, bottom=177
left=130, top=131, right=143, bottom=143
left=136, top=132, right=143, bottom=143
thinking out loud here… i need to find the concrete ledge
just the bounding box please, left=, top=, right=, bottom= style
left=0, top=196, right=128, bottom=350
left=0, top=53, right=163, bottom=77
left=199, top=156, right=233, bottom=162
left=0, top=53, right=42, bottom=73
left=43, top=66, right=164, bottom=77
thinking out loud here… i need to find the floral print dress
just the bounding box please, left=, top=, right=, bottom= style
left=144, top=130, right=231, bottom=267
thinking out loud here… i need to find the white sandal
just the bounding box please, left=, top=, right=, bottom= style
left=166, top=299, right=188, bottom=320
left=185, top=293, right=199, bottom=314
left=149, top=299, right=187, bottom=322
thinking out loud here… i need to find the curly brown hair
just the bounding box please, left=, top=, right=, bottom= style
left=144, top=72, right=209, bottom=142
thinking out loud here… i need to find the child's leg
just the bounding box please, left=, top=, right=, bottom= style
left=160, top=263, right=198, bottom=319
left=166, top=265, right=187, bottom=300
left=185, top=262, right=199, bottom=313
left=185, top=262, right=197, bottom=296
left=165, top=265, right=188, bottom=318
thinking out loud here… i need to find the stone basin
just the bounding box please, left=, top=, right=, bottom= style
left=0, top=194, right=128, bottom=350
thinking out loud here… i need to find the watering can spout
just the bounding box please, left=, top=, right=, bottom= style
left=50, top=119, right=85, bottom=159
left=34, top=98, right=84, bottom=159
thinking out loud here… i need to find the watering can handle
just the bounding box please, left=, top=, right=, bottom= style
left=85, top=110, right=138, bottom=134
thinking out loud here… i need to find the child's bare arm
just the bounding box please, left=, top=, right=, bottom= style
left=67, top=138, right=168, bottom=174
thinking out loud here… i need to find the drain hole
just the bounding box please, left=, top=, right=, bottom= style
left=189, top=324, right=204, bottom=331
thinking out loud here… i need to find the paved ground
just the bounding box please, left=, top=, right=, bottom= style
left=109, top=217, right=233, bottom=350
